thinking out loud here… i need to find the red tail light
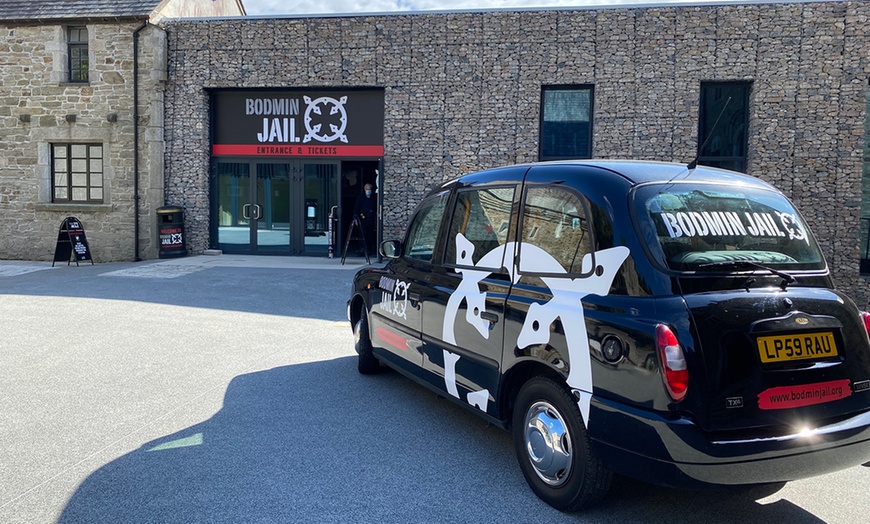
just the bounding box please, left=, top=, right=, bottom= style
left=861, top=312, right=870, bottom=340
left=656, top=324, right=688, bottom=402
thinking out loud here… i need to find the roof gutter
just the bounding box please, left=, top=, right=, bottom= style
left=133, top=20, right=148, bottom=262
left=0, top=15, right=147, bottom=25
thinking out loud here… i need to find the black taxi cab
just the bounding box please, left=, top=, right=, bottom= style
left=347, top=160, right=870, bottom=511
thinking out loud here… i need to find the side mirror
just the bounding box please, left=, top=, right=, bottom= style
left=380, top=240, right=402, bottom=259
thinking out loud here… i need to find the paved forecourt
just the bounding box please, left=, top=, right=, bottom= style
left=0, top=255, right=867, bottom=523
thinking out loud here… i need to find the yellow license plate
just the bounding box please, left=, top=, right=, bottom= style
left=757, top=332, right=838, bottom=364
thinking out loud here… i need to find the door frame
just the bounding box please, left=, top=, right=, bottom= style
left=211, top=158, right=342, bottom=255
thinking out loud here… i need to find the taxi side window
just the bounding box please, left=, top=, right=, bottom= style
left=404, top=191, right=449, bottom=262
left=519, top=185, right=593, bottom=275
left=444, top=186, right=515, bottom=269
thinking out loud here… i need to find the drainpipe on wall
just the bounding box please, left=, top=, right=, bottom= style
left=133, top=20, right=148, bottom=262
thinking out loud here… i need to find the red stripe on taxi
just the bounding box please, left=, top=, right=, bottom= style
left=376, top=327, right=408, bottom=351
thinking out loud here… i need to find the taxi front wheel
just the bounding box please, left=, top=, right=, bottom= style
left=512, top=376, right=612, bottom=512
left=354, top=306, right=380, bottom=375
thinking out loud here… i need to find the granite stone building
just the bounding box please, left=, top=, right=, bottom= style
left=0, top=0, right=245, bottom=262
left=162, top=0, right=870, bottom=306
left=3, top=0, right=869, bottom=306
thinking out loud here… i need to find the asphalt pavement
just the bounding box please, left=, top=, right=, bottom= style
left=0, top=255, right=868, bottom=523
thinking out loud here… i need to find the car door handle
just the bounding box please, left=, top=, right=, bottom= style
left=480, top=311, right=499, bottom=324
left=408, top=291, right=421, bottom=309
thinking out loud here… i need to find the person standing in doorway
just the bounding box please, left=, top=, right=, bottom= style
left=353, top=183, right=377, bottom=255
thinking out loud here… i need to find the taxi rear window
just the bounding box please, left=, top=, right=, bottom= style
left=633, top=183, right=825, bottom=271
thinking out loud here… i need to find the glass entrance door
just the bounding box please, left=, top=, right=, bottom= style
left=214, top=160, right=339, bottom=255
left=302, top=163, right=339, bottom=255
left=255, top=163, right=292, bottom=254
left=215, top=162, right=253, bottom=252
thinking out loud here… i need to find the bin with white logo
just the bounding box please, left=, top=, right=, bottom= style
left=156, top=206, right=187, bottom=258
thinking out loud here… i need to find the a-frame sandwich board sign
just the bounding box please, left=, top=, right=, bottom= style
left=52, top=216, right=94, bottom=267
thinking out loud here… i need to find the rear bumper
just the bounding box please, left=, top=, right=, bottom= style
left=588, top=395, right=870, bottom=488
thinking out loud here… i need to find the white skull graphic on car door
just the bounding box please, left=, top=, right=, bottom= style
left=442, top=232, right=630, bottom=424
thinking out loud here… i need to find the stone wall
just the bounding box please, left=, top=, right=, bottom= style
left=0, top=21, right=165, bottom=262
left=163, top=1, right=870, bottom=306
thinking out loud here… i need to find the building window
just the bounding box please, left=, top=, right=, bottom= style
left=861, top=83, right=870, bottom=275
left=68, top=26, right=88, bottom=82
left=539, top=86, right=593, bottom=160
left=52, top=144, right=103, bottom=203
left=697, top=82, right=750, bottom=172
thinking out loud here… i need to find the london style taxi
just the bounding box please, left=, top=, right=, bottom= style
left=347, top=160, right=870, bottom=511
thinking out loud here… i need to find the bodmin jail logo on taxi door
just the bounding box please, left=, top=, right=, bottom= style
left=657, top=210, right=808, bottom=243
left=248, top=95, right=349, bottom=144
left=378, top=276, right=409, bottom=320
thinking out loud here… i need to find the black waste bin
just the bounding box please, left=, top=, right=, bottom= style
left=157, top=206, right=187, bottom=258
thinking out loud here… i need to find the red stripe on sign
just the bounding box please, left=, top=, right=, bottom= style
left=757, top=379, right=852, bottom=410
left=376, top=327, right=407, bottom=352
left=212, top=144, right=384, bottom=157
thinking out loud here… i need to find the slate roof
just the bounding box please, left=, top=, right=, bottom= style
left=0, top=0, right=161, bottom=21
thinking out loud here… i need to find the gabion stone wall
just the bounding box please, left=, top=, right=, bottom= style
left=163, top=1, right=870, bottom=306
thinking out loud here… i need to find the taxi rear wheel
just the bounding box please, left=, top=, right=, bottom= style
left=512, top=376, right=611, bottom=512
left=354, top=306, right=379, bottom=375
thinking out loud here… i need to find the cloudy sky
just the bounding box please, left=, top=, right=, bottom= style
left=241, top=0, right=749, bottom=16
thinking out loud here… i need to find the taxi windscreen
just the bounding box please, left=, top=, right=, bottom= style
left=634, top=183, right=826, bottom=272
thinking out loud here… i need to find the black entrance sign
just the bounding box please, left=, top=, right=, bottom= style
left=211, top=89, right=385, bottom=158
left=53, top=216, right=94, bottom=266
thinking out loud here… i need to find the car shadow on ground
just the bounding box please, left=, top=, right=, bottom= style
left=57, top=358, right=826, bottom=524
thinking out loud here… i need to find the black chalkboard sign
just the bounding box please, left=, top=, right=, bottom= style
left=53, top=216, right=94, bottom=266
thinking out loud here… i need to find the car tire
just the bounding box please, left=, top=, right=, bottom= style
left=512, top=376, right=612, bottom=512
left=354, top=306, right=380, bottom=375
